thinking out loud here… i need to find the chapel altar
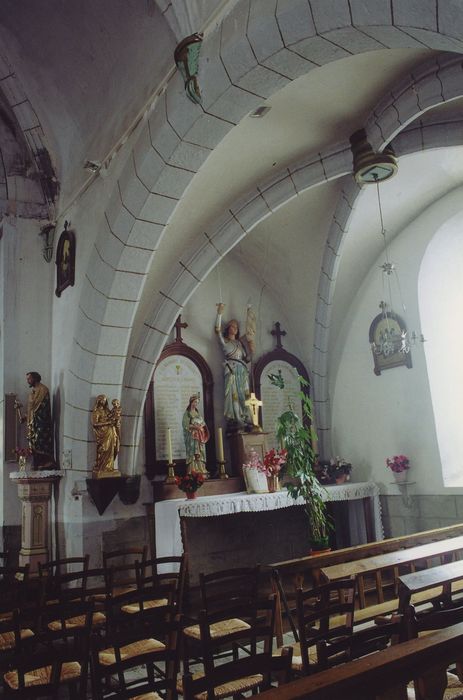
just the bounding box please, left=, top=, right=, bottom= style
left=144, top=315, right=382, bottom=578
left=147, top=482, right=383, bottom=583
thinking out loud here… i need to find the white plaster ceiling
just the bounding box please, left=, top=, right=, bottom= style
left=2, top=2, right=462, bottom=367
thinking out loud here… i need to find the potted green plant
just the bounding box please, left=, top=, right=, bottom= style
left=268, top=373, right=331, bottom=551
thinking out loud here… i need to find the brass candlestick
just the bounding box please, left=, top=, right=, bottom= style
left=218, top=459, right=228, bottom=479
left=165, top=462, right=176, bottom=484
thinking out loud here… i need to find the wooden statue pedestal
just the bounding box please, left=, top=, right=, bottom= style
left=10, top=470, right=63, bottom=573
left=228, top=430, right=269, bottom=476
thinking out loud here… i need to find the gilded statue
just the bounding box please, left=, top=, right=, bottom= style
left=92, top=395, right=122, bottom=479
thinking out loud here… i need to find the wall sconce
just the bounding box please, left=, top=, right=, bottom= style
left=174, top=33, right=203, bottom=104
left=39, top=222, right=56, bottom=263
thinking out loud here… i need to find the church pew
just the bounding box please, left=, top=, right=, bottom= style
left=269, top=523, right=463, bottom=646
left=258, top=622, right=463, bottom=700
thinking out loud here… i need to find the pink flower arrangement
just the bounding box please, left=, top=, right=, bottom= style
left=242, top=449, right=263, bottom=472
left=386, top=454, right=410, bottom=473
left=262, top=448, right=287, bottom=477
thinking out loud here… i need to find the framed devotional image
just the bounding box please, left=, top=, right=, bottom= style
left=55, top=223, right=76, bottom=297
left=369, top=308, right=412, bottom=376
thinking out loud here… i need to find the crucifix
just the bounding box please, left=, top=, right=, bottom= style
left=173, top=315, right=188, bottom=343
left=271, top=321, right=287, bottom=349
left=245, top=392, right=263, bottom=433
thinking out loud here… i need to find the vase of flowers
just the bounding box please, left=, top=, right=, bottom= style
left=242, top=449, right=267, bottom=493
left=386, top=454, right=410, bottom=483
left=14, top=447, right=32, bottom=472
left=175, top=470, right=205, bottom=499
left=262, top=448, right=287, bottom=492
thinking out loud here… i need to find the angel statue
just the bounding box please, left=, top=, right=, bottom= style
left=214, top=303, right=256, bottom=429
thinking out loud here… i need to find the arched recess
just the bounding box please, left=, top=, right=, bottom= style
left=419, top=213, right=463, bottom=487
left=66, top=1, right=463, bottom=472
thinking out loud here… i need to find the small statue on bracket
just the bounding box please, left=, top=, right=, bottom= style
left=92, top=395, right=122, bottom=479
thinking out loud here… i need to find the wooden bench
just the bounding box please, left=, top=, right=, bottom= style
left=259, top=622, right=463, bottom=700
left=269, top=524, right=463, bottom=646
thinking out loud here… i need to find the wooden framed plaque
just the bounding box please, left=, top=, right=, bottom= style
left=254, top=347, right=311, bottom=451
left=144, top=336, right=215, bottom=479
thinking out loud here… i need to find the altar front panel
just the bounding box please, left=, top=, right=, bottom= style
left=153, top=483, right=383, bottom=583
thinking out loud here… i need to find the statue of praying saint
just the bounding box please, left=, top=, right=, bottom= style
left=92, top=395, right=122, bottom=479
left=182, top=394, right=210, bottom=475
left=15, top=371, right=56, bottom=470
left=215, top=303, right=256, bottom=430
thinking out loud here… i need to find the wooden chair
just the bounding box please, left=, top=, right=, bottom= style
left=295, top=578, right=356, bottom=675
left=103, top=547, right=147, bottom=598
left=91, top=611, right=182, bottom=700
left=404, top=603, right=463, bottom=700
left=2, top=599, right=94, bottom=699
left=137, top=554, right=188, bottom=613
left=182, top=595, right=292, bottom=699
left=38, top=556, right=89, bottom=603
left=316, top=615, right=403, bottom=669
left=182, top=565, right=260, bottom=674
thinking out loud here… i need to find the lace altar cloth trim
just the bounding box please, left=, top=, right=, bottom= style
left=178, top=482, right=383, bottom=541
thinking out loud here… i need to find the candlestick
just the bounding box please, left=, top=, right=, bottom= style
left=165, top=461, right=176, bottom=484
left=217, top=427, right=224, bottom=462
left=218, top=460, right=228, bottom=480
left=167, top=427, right=173, bottom=464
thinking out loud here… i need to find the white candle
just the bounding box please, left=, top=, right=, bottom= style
left=217, top=427, right=224, bottom=462
left=167, top=428, right=173, bottom=464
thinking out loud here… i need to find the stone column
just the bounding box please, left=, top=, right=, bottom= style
left=10, top=470, right=63, bottom=573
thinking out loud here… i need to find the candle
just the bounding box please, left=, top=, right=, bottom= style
left=167, top=427, right=173, bottom=464
left=217, top=427, right=224, bottom=462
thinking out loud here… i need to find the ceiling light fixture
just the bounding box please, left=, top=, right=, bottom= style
left=368, top=175, right=425, bottom=362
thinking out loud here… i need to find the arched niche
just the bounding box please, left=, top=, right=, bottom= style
left=253, top=337, right=311, bottom=451
left=144, top=330, right=215, bottom=480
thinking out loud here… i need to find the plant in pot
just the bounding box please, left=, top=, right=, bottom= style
left=327, top=458, right=352, bottom=485
left=269, top=372, right=331, bottom=552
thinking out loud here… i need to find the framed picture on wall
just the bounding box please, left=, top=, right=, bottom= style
left=55, top=223, right=76, bottom=297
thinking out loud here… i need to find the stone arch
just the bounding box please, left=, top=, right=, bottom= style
left=67, top=1, right=463, bottom=471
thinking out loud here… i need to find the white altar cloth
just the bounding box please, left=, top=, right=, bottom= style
left=154, top=481, right=383, bottom=560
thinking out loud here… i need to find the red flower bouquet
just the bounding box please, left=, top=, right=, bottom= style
left=175, top=470, right=205, bottom=494
left=261, top=448, right=287, bottom=477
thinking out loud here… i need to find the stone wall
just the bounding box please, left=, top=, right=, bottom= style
left=381, top=495, right=463, bottom=538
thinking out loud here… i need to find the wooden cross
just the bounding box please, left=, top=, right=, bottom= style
left=245, top=392, right=263, bottom=430
left=271, top=321, right=286, bottom=349
left=174, top=315, right=188, bottom=343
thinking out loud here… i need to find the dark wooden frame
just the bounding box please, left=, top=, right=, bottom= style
left=55, top=227, right=76, bottom=297
left=368, top=310, right=412, bottom=376
left=253, top=347, right=311, bottom=428
left=144, top=338, right=215, bottom=480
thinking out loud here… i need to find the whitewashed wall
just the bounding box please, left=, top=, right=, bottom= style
left=331, top=185, right=463, bottom=497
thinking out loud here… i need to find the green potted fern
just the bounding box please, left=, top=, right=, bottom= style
left=269, top=372, right=331, bottom=552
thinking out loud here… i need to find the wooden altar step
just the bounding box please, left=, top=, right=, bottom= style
left=152, top=476, right=245, bottom=501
